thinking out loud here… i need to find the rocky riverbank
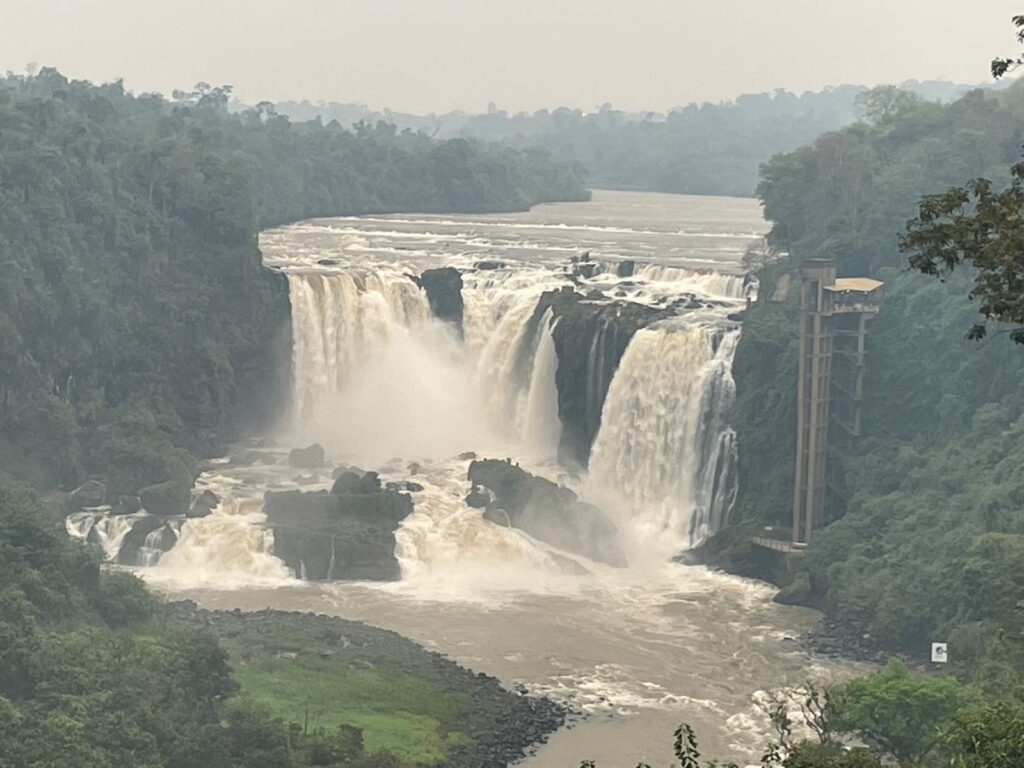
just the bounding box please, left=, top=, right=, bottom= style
left=163, top=601, right=567, bottom=767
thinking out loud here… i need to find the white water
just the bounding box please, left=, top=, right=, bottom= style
left=587, top=322, right=740, bottom=554
left=106, top=191, right=864, bottom=765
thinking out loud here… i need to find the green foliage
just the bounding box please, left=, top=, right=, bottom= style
left=944, top=687, right=1024, bottom=768
left=833, top=660, right=968, bottom=764
left=0, top=69, right=587, bottom=497
left=734, top=82, right=1024, bottom=687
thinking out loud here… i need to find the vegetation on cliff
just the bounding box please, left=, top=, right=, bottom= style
left=729, top=79, right=1024, bottom=688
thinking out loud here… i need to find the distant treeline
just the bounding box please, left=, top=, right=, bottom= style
left=0, top=69, right=588, bottom=495
left=270, top=80, right=988, bottom=197
left=729, top=79, right=1024, bottom=687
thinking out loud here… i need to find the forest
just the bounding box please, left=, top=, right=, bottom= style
left=726, top=80, right=1024, bottom=694
left=274, top=80, right=983, bottom=198
left=0, top=69, right=587, bottom=767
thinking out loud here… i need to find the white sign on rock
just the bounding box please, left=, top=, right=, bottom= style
left=931, top=642, right=948, bottom=663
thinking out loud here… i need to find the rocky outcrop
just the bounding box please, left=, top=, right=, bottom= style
left=531, top=287, right=672, bottom=467
left=414, top=267, right=464, bottom=334
left=140, top=479, right=191, bottom=517
left=117, top=516, right=178, bottom=565
left=67, top=480, right=106, bottom=511
left=468, top=458, right=625, bottom=566
left=264, top=471, right=414, bottom=580
left=288, top=443, right=325, bottom=468
left=188, top=489, right=219, bottom=518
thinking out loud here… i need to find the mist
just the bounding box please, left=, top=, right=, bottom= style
left=2, top=0, right=1019, bottom=112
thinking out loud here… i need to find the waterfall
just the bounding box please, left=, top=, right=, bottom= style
left=522, top=311, right=562, bottom=461
left=66, top=511, right=138, bottom=561
left=586, top=323, right=740, bottom=554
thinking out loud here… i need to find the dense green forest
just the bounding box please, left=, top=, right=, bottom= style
left=726, top=81, right=1024, bottom=692
left=0, top=68, right=587, bottom=500
left=273, top=81, right=985, bottom=197
left=0, top=69, right=588, bottom=767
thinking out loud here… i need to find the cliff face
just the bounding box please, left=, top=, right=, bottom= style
left=531, top=288, right=672, bottom=467
left=264, top=471, right=414, bottom=580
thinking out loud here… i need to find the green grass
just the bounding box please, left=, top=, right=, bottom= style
left=231, top=654, right=472, bottom=764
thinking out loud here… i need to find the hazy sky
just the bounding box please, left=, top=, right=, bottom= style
left=2, top=1, right=1021, bottom=113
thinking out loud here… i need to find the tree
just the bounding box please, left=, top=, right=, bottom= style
left=833, top=660, right=968, bottom=764
left=944, top=688, right=1024, bottom=768
left=901, top=14, right=1024, bottom=342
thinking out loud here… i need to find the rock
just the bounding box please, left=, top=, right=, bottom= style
left=117, top=516, right=178, bottom=565
left=317, top=258, right=338, bottom=266
left=264, top=482, right=414, bottom=581
left=188, top=489, right=220, bottom=519
left=385, top=481, right=424, bottom=493
left=232, top=450, right=264, bottom=466
left=288, top=443, right=325, bottom=469
left=457, top=451, right=478, bottom=461
left=773, top=572, right=813, bottom=606
left=415, top=267, right=464, bottom=334
left=332, top=464, right=365, bottom=479
left=256, top=436, right=278, bottom=448
left=140, top=479, right=191, bottom=517
left=465, top=485, right=492, bottom=509
left=407, top=462, right=422, bottom=475
left=474, top=260, right=508, bottom=271
left=468, top=458, right=626, bottom=566
left=616, top=260, right=636, bottom=277
left=110, top=495, right=141, bottom=516
left=529, top=289, right=672, bottom=467
left=67, top=480, right=106, bottom=511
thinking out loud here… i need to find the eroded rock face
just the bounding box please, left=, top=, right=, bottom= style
left=468, top=458, right=626, bottom=566
left=188, top=489, right=219, bottom=518
left=288, top=443, right=325, bottom=468
left=265, top=471, right=414, bottom=581
left=530, top=288, right=671, bottom=467
left=416, top=267, right=464, bottom=334
left=117, top=516, right=178, bottom=565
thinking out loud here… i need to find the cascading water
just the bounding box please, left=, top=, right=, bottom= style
left=586, top=323, right=740, bottom=554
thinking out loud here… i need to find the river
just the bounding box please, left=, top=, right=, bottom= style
left=85, top=190, right=864, bottom=766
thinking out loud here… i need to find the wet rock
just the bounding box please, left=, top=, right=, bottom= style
left=265, top=479, right=414, bottom=580
left=474, top=260, right=508, bottom=271
left=468, top=458, right=626, bottom=566
left=414, top=267, right=464, bottom=335
left=616, top=260, right=636, bottom=277
left=331, top=464, right=365, bottom=479
left=118, top=516, right=178, bottom=565
left=140, top=479, right=191, bottom=517
left=465, top=485, right=492, bottom=509
left=317, top=258, right=338, bottom=266
left=385, top=480, right=424, bottom=493
left=288, top=443, right=325, bottom=469
left=407, top=462, right=422, bottom=475
left=188, top=489, right=220, bottom=519
left=67, top=479, right=106, bottom=511
left=457, top=451, right=478, bottom=461
left=529, top=288, right=672, bottom=467
left=110, top=495, right=142, bottom=516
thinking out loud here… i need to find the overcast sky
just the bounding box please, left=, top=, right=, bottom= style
left=2, top=1, right=1020, bottom=113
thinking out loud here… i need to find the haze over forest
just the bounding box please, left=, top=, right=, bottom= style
left=2, top=0, right=1020, bottom=112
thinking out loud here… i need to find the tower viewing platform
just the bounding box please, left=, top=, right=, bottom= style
left=791, top=260, right=882, bottom=546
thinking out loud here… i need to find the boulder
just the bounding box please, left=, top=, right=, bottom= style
left=67, top=480, right=106, bottom=511
left=332, top=464, right=365, bottom=479
left=188, top=489, right=220, bottom=519
left=465, top=485, right=492, bottom=509
left=468, top=458, right=626, bottom=566
left=288, top=443, right=325, bottom=469
left=385, top=481, right=424, bottom=493
left=110, top=495, right=142, bottom=516
left=117, top=516, right=178, bottom=565
left=414, top=267, right=464, bottom=334
left=264, top=480, right=414, bottom=581
left=140, top=479, right=191, bottom=517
